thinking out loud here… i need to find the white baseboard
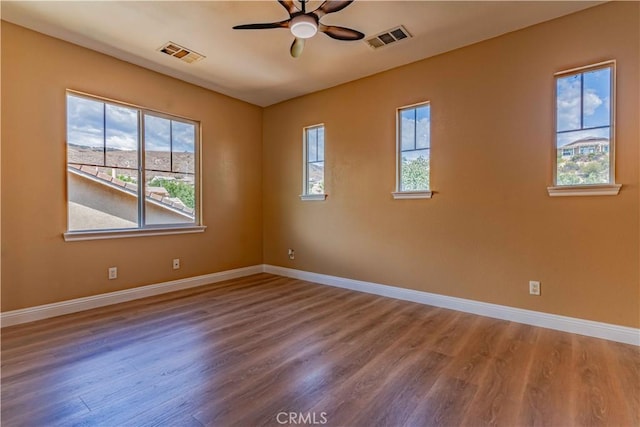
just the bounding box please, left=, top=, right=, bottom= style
left=264, top=265, right=640, bottom=346
left=4, top=264, right=638, bottom=346
left=1, top=265, right=263, bottom=328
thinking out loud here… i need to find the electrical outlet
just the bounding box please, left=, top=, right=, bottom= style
left=529, top=280, right=541, bottom=296
left=173, top=258, right=180, bottom=270
left=108, top=267, right=118, bottom=280
left=288, top=249, right=295, bottom=260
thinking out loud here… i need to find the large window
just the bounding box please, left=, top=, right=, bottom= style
left=302, top=124, right=326, bottom=200
left=395, top=102, right=431, bottom=198
left=554, top=61, right=615, bottom=187
left=66, top=92, right=199, bottom=234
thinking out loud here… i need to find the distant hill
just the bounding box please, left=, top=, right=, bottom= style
left=68, top=144, right=194, bottom=175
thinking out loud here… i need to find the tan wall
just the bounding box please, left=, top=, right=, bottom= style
left=263, top=2, right=640, bottom=327
left=2, top=3, right=638, bottom=328
left=1, top=22, right=263, bottom=311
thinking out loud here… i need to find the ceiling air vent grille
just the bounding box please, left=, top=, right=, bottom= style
left=158, top=42, right=205, bottom=64
left=365, top=26, right=411, bottom=50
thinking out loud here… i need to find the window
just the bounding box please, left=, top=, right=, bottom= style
left=393, top=102, right=432, bottom=199
left=66, top=91, right=201, bottom=237
left=550, top=61, right=620, bottom=196
left=301, top=124, right=326, bottom=200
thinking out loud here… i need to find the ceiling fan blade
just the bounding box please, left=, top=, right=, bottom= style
left=278, top=0, right=298, bottom=15
left=320, top=24, right=364, bottom=40
left=233, top=20, right=290, bottom=30
left=317, top=0, right=353, bottom=15
left=290, top=37, right=305, bottom=57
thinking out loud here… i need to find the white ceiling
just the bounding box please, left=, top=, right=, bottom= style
left=2, top=1, right=602, bottom=107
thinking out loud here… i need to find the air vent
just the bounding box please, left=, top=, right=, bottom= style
left=158, top=42, right=205, bottom=64
left=365, top=26, right=411, bottom=50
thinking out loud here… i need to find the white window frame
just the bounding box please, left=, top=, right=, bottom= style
left=548, top=60, right=621, bottom=197
left=392, top=101, right=432, bottom=200
left=300, top=124, right=327, bottom=201
left=64, top=90, right=205, bottom=241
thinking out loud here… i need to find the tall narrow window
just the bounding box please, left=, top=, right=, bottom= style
left=551, top=61, right=619, bottom=195
left=66, top=92, right=200, bottom=235
left=394, top=102, right=432, bottom=199
left=301, top=124, right=326, bottom=200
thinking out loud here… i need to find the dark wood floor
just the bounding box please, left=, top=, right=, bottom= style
left=1, top=273, right=638, bottom=426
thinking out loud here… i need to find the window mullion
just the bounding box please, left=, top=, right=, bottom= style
left=170, top=120, right=174, bottom=173
left=580, top=73, right=584, bottom=130
left=315, top=128, right=319, bottom=163
left=139, top=111, right=146, bottom=228
left=103, top=103, right=107, bottom=167
left=413, top=108, right=418, bottom=150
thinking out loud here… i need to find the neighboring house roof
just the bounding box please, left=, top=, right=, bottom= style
left=561, top=137, right=609, bottom=148
left=68, top=164, right=195, bottom=218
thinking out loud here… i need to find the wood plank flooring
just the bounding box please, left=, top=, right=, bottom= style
left=1, top=273, right=638, bottom=426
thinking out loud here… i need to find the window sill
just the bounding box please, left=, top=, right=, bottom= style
left=63, top=225, right=206, bottom=242
left=300, top=194, right=327, bottom=201
left=547, top=184, right=621, bottom=197
left=392, top=191, right=433, bottom=200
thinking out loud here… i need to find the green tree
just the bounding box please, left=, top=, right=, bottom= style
left=401, top=156, right=430, bottom=191
left=117, top=173, right=136, bottom=183
left=149, top=178, right=195, bottom=208
left=557, top=152, right=609, bottom=185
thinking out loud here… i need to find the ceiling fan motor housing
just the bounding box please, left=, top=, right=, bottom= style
left=290, top=15, right=318, bottom=39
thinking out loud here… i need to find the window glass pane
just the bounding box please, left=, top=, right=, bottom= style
left=556, top=128, right=610, bottom=186
left=171, top=121, right=196, bottom=174
left=416, top=105, right=430, bottom=149
left=67, top=165, right=138, bottom=231
left=401, top=149, right=430, bottom=191
left=317, top=127, right=325, bottom=162
left=307, top=161, right=324, bottom=195
left=145, top=172, right=195, bottom=225
left=145, top=115, right=171, bottom=172
left=105, top=104, right=138, bottom=169
left=67, top=95, right=104, bottom=166
left=400, top=108, right=416, bottom=151
left=582, top=67, right=611, bottom=129
left=307, top=128, right=317, bottom=163
left=556, top=74, right=581, bottom=132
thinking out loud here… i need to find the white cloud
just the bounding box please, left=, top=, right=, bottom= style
left=557, top=77, right=581, bottom=130
left=583, top=89, right=603, bottom=115
left=557, top=76, right=604, bottom=131
left=67, top=95, right=195, bottom=153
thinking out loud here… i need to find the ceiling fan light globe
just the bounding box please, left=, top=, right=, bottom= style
left=290, top=15, right=318, bottom=39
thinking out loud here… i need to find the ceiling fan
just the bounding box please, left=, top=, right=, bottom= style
left=233, top=0, right=365, bottom=58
